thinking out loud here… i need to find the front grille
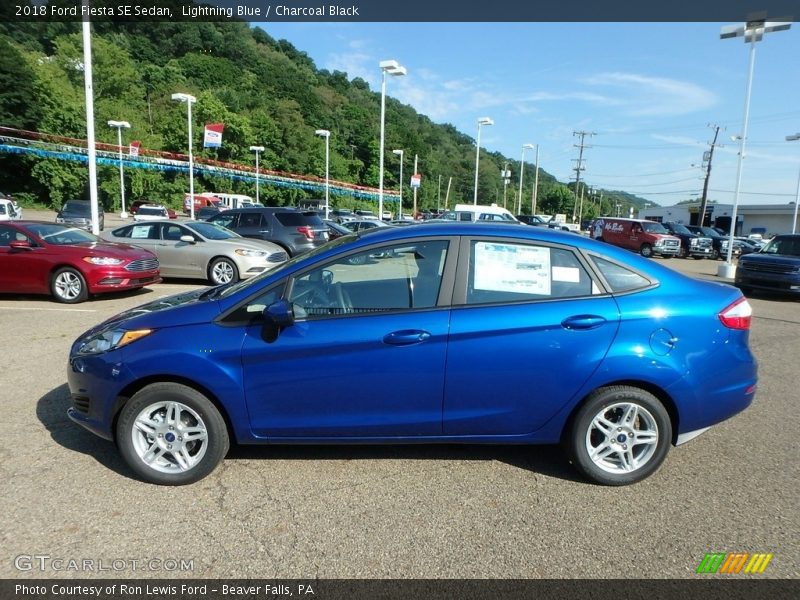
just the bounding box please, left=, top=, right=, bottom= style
left=741, top=262, right=799, bottom=275
left=71, top=395, right=90, bottom=414
left=267, top=251, right=288, bottom=264
left=125, top=258, right=159, bottom=272
left=664, top=239, right=680, bottom=248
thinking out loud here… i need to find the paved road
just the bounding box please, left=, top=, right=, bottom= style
left=1, top=215, right=797, bottom=579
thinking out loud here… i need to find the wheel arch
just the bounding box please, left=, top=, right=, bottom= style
left=112, top=375, right=238, bottom=446
left=561, top=379, right=680, bottom=446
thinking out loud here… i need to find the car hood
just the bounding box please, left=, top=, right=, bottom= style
left=739, top=253, right=800, bottom=267
left=63, top=241, right=155, bottom=261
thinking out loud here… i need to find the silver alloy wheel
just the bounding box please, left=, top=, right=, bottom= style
left=211, top=260, right=235, bottom=284
left=585, top=402, right=659, bottom=474
left=54, top=271, right=83, bottom=300
left=131, top=401, right=208, bottom=474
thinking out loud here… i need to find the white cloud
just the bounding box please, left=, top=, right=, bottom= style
left=582, top=72, right=717, bottom=117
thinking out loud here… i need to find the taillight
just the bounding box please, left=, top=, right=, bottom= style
left=296, top=226, right=315, bottom=240
left=719, top=296, right=752, bottom=330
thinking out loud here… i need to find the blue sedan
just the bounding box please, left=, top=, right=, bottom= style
left=66, top=223, right=757, bottom=486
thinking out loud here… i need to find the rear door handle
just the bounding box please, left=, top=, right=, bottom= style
left=383, top=330, right=431, bottom=346
left=561, top=315, right=607, bottom=330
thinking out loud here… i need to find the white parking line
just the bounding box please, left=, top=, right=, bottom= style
left=0, top=306, right=96, bottom=313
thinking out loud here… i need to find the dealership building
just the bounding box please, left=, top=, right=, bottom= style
left=638, top=202, right=799, bottom=237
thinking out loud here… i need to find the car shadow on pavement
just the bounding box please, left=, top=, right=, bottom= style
left=36, top=383, right=133, bottom=479
left=226, top=444, right=583, bottom=483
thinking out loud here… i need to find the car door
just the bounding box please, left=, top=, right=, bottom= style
left=156, top=223, right=204, bottom=278
left=0, top=224, right=49, bottom=293
left=239, top=238, right=455, bottom=438
left=234, top=211, right=268, bottom=240
left=443, top=237, right=620, bottom=436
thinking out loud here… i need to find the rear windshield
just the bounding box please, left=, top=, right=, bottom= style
left=275, top=212, right=324, bottom=227
left=138, top=207, right=166, bottom=216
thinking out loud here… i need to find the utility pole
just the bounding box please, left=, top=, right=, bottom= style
left=531, top=144, right=540, bottom=216
left=571, top=131, right=595, bottom=222
left=697, top=124, right=722, bottom=227
left=437, top=174, right=442, bottom=212
left=412, top=154, right=419, bottom=218
left=501, top=162, right=511, bottom=208
left=444, top=177, right=452, bottom=209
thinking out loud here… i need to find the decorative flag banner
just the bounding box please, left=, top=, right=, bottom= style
left=203, top=123, right=224, bottom=148
left=410, top=173, right=421, bottom=188
left=129, top=141, right=141, bottom=157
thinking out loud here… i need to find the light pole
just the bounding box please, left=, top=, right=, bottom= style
left=531, top=144, right=540, bottom=216
left=108, top=120, right=131, bottom=218
left=171, top=92, right=197, bottom=219
left=718, top=16, right=791, bottom=278
left=378, top=59, right=406, bottom=222
left=518, top=143, right=534, bottom=214
left=787, top=133, right=800, bottom=234
left=249, top=145, right=265, bottom=205
left=473, top=117, right=494, bottom=205
left=392, top=149, right=404, bottom=220
left=314, top=130, right=330, bottom=219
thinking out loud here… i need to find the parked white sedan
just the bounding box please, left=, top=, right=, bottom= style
left=102, top=220, right=288, bottom=285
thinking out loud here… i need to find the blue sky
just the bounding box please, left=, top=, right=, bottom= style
left=258, top=22, right=800, bottom=207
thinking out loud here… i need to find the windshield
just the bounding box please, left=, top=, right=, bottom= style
left=761, top=236, right=800, bottom=257
left=26, top=223, right=99, bottom=245
left=217, top=234, right=356, bottom=299
left=62, top=201, right=91, bottom=215
left=670, top=223, right=692, bottom=235
left=642, top=222, right=667, bottom=234
left=185, top=221, right=240, bottom=240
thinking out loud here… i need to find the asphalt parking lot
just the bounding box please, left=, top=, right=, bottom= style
left=1, top=213, right=798, bottom=579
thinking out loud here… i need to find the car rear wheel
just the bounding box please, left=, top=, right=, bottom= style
left=639, top=244, right=653, bottom=258
left=208, top=257, right=239, bottom=285
left=116, top=383, right=229, bottom=485
left=51, top=267, right=88, bottom=303
left=566, top=386, right=671, bottom=486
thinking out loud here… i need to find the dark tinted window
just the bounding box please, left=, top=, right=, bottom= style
left=590, top=256, right=652, bottom=292
left=275, top=211, right=324, bottom=227
left=62, top=201, right=92, bottom=215
left=238, top=212, right=263, bottom=228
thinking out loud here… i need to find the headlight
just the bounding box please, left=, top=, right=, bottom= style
left=83, top=256, right=125, bottom=265
left=78, top=328, right=152, bottom=355
left=235, top=248, right=267, bottom=257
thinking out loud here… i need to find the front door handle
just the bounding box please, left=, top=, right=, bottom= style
left=561, top=315, right=607, bottom=330
left=383, top=330, right=431, bottom=346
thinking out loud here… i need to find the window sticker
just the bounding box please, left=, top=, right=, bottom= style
left=131, top=226, right=151, bottom=239
left=474, top=242, right=551, bottom=294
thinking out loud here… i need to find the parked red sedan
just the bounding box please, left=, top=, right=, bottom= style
left=0, top=221, right=161, bottom=303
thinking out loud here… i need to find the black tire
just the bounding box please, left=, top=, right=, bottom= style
left=116, top=382, right=229, bottom=485
left=50, top=267, right=89, bottom=304
left=565, top=386, right=671, bottom=486
left=711, top=249, right=720, bottom=260
left=639, top=244, right=653, bottom=258
left=207, top=257, right=239, bottom=285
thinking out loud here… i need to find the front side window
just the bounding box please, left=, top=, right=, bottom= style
left=466, top=241, right=594, bottom=304
left=288, top=240, right=449, bottom=319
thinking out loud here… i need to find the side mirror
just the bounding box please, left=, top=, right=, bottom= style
left=261, top=299, right=295, bottom=342
left=179, top=235, right=196, bottom=244
left=9, top=240, right=32, bottom=251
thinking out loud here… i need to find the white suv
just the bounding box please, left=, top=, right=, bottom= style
left=133, top=204, right=170, bottom=222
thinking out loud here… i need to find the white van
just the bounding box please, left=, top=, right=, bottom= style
left=0, top=198, right=22, bottom=221
left=443, top=203, right=519, bottom=223
left=213, top=193, right=263, bottom=209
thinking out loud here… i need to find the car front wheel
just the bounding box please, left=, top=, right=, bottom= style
left=208, top=257, right=239, bottom=285
left=566, top=386, right=671, bottom=486
left=639, top=244, right=653, bottom=258
left=51, top=267, right=88, bottom=303
left=116, top=383, right=229, bottom=485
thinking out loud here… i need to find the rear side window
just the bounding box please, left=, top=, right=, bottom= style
left=590, top=256, right=652, bottom=292
left=238, top=212, right=263, bottom=228
left=275, top=212, right=324, bottom=227
left=466, top=241, right=594, bottom=304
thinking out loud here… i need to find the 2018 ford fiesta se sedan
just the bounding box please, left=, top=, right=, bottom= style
left=66, top=223, right=757, bottom=486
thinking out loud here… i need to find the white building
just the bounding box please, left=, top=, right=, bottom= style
left=638, top=202, right=798, bottom=237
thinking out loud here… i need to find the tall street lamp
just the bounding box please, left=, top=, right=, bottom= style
left=718, top=15, right=790, bottom=278
left=393, top=149, right=404, bottom=220
left=473, top=117, right=494, bottom=205
left=108, top=120, right=131, bottom=218
left=518, top=143, right=534, bottom=214
left=787, top=134, right=800, bottom=234
left=314, top=130, right=330, bottom=219
left=171, top=92, right=197, bottom=219
left=378, top=59, right=406, bottom=222
left=249, top=145, right=265, bottom=205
